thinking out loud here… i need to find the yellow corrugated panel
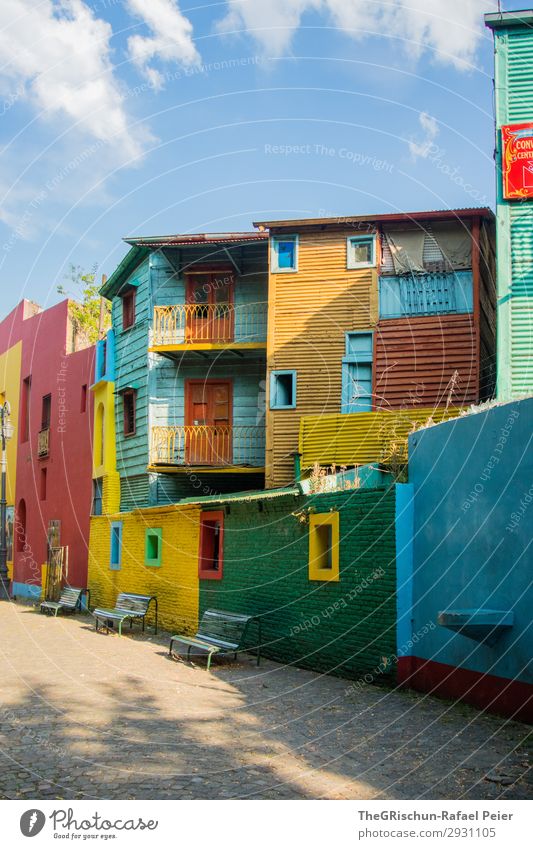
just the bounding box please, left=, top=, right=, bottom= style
left=299, top=407, right=462, bottom=469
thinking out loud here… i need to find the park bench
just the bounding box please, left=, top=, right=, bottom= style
left=169, top=609, right=261, bottom=670
left=40, top=586, right=89, bottom=617
left=93, top=592, right=158, bottom=636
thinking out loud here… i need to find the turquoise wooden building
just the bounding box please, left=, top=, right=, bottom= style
left=486, top=11, right=533, bottom=400
left=101, top=233, right=268, bottom=509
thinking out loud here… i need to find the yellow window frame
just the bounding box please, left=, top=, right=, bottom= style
left=308, top=512, right=340, bottom=581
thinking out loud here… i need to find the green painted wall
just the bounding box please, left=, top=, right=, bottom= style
left=491, top=23, right=533, bottom=399
left=200, top=487, right=397, bottom=679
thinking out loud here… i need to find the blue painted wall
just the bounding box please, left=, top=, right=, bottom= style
left=407, top=397, right=533, bottom=685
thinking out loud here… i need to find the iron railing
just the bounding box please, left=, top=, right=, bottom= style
left=38, top=427, right=50, bottom=457
left=152, top=302, right=267, bottom=346
left=150, top=425, right=265, bottom=467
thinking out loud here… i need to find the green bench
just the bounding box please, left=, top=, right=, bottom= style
left=169, top=609, right=261, bottom=670
left=40, top=586, right=89, bottom=617
left=93, top=592, right=158, bottom=636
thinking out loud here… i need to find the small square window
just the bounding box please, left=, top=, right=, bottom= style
left=347, top=235, right=376, bottom=269
left=123, top=390, right=136, bottom=436
left=270, top=370, right=296, bottom=409
left=110, top=521, right=123, bottom=570
left=199, top=511, right=224, bottom=579
left=309, top=513, right=340, bottom=581
left=145, top=528, right=162, bottom=567
left=122, top=289, right=136, bottom=330
left=271, top=235, right=298, bottom=272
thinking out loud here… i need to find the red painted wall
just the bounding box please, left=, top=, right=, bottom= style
left=0, top=299, right=94, bottom=591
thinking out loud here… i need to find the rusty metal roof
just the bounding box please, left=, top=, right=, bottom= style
left=125, top=232, right=268, bottom=248
left=253, top=208, right=494, bottom=230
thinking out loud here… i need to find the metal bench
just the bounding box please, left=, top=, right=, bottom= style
left=93, top=592, right=158, bottom=636
left=169, top=609, right=261, bottom=670
left=40, top=586, right=89, bottom=617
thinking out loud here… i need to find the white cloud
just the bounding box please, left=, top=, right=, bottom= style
left=409, top=111, right=439, bottom=159
left=0, top=0, right=150, bottom=161
left=218, top=0, right=487, bottom=69
left=126, top=0, right=200, bottom=90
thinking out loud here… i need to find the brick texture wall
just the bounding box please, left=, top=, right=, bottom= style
left=200, top=487, right=397, bottom=679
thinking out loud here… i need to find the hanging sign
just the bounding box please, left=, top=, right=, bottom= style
left=501, top=122, right=533, bottom=199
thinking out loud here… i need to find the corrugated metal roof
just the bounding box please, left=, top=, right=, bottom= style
left=176, top=485, right=300, bottom=507
left=254, top=208, right=494, bottom=230
left=125, top=232, right=268, bottom=248
left=485, top=11, right=533, bottom=29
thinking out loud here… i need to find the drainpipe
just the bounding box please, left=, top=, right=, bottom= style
left=292, top=451, right=302, bottom=483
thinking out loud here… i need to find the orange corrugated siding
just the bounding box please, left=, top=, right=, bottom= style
left=374, top=314, right=479, bottom=409
left=267, top=229, right=378, bottom=487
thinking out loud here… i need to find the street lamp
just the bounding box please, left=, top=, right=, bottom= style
left=0, top=401, right=14, bottom=601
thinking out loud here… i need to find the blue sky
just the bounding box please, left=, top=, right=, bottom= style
left=0, top=1, right=527, bottom=314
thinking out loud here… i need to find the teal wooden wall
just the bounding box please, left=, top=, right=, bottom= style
left=492, top=22, right=533, bottom=399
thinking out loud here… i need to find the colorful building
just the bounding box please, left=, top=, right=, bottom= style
left=98, top=232, right=268, bottom=509
left=254, top=209, right=496, bottom=487
left=485, top=11, right=533, bottom=400
left=0, top=299, right=94, bottom=598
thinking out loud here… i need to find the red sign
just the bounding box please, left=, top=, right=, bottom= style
left=501, top=122, right=533, bottom=199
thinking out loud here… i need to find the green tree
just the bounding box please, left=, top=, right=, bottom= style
left=57, top=264, right=110, bottom=344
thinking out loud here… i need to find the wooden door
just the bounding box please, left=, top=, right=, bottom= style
left=186, top=272, right=234, bottom=342
left=185, top=381, right=232, bottom=465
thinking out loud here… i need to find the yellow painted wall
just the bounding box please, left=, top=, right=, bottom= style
left=299, top=407, right=462, bottom=470
left=88, top=504, right=201, bottom=635
left=0, top=340, right=22, bottom=578
left=266, top=228, right=378, bottom=487
left=92, top=379, right=121, bottom=515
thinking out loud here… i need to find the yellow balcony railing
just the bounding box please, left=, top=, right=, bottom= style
left=152, top=302, right=267, bottom=347
left=38, top=427, right=50, bottom=458
left=150, top=425, right=265, bottom=468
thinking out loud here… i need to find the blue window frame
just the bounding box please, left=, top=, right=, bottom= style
left=341, top=333, right=373, bottom=413
left=270, top=370, right=297, bottom=409
left=347, top=235, right=376, bottom=269
left=271, top=235, right=298, bottom=272
left=110, top=521, right=123, bottom=570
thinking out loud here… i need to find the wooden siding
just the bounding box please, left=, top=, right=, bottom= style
left=267, top=228, right=378, bottom=487
left=113, top=257, right=151, bottom=492
left=299, top=407, right=461, bottom=470
left=374, top=314, right=479, bottom=409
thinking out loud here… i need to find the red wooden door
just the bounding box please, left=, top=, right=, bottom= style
left=185, top=381, right=232, bottom=465
left=186, top=272, right=234, bottom=342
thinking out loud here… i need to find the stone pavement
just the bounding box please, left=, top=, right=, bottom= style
left=0, top=602, right=530, bottom=800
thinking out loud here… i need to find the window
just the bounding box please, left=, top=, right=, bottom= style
left=347, top=235, right=376, bottom=269
left=145, top=528, right=162, bottom=567
left=270, top=370, right=297, bottom=410
left=41, top=394, right=51, bottom=429
left=95, top=403, right=105, bottom=467
left=309, top=512, right=340, bottom=581
left=271, top=235, right=298, bottom=272
left=122, top=289, right=136, bottom=330
left=21, top=376, right=31, bottom=442
left=342, top=333, right=373, bottom=413
left=198, top=511, right=224, bottom=579
left=40, top=468, right=47, bottom=501
left=92, top=478, right=103, bottom=516
left=123, top=390, right=136, bottom=436
left=80, top=384, right=87, bottom=413
left=110, top=521, right=123, bottom=569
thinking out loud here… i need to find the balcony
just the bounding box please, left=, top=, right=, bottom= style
left=150, top=302, right=267, bottom=353
left=149, top=425, right=265, bottom=470
left=379, top=271, right=473, bottom=319
left=298, top=407, right=461, bottom=470
left=37, top=427, right=50, bottom=458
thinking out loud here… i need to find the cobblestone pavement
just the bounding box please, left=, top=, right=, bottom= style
left=0, top=602, right=530, bottom=800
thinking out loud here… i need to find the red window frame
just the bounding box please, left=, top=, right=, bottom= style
left=122, top=289, right=136, bottom=330
left=123, top=389, right=136, bottom=437
left=198, top=510, right=224, bottom=580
